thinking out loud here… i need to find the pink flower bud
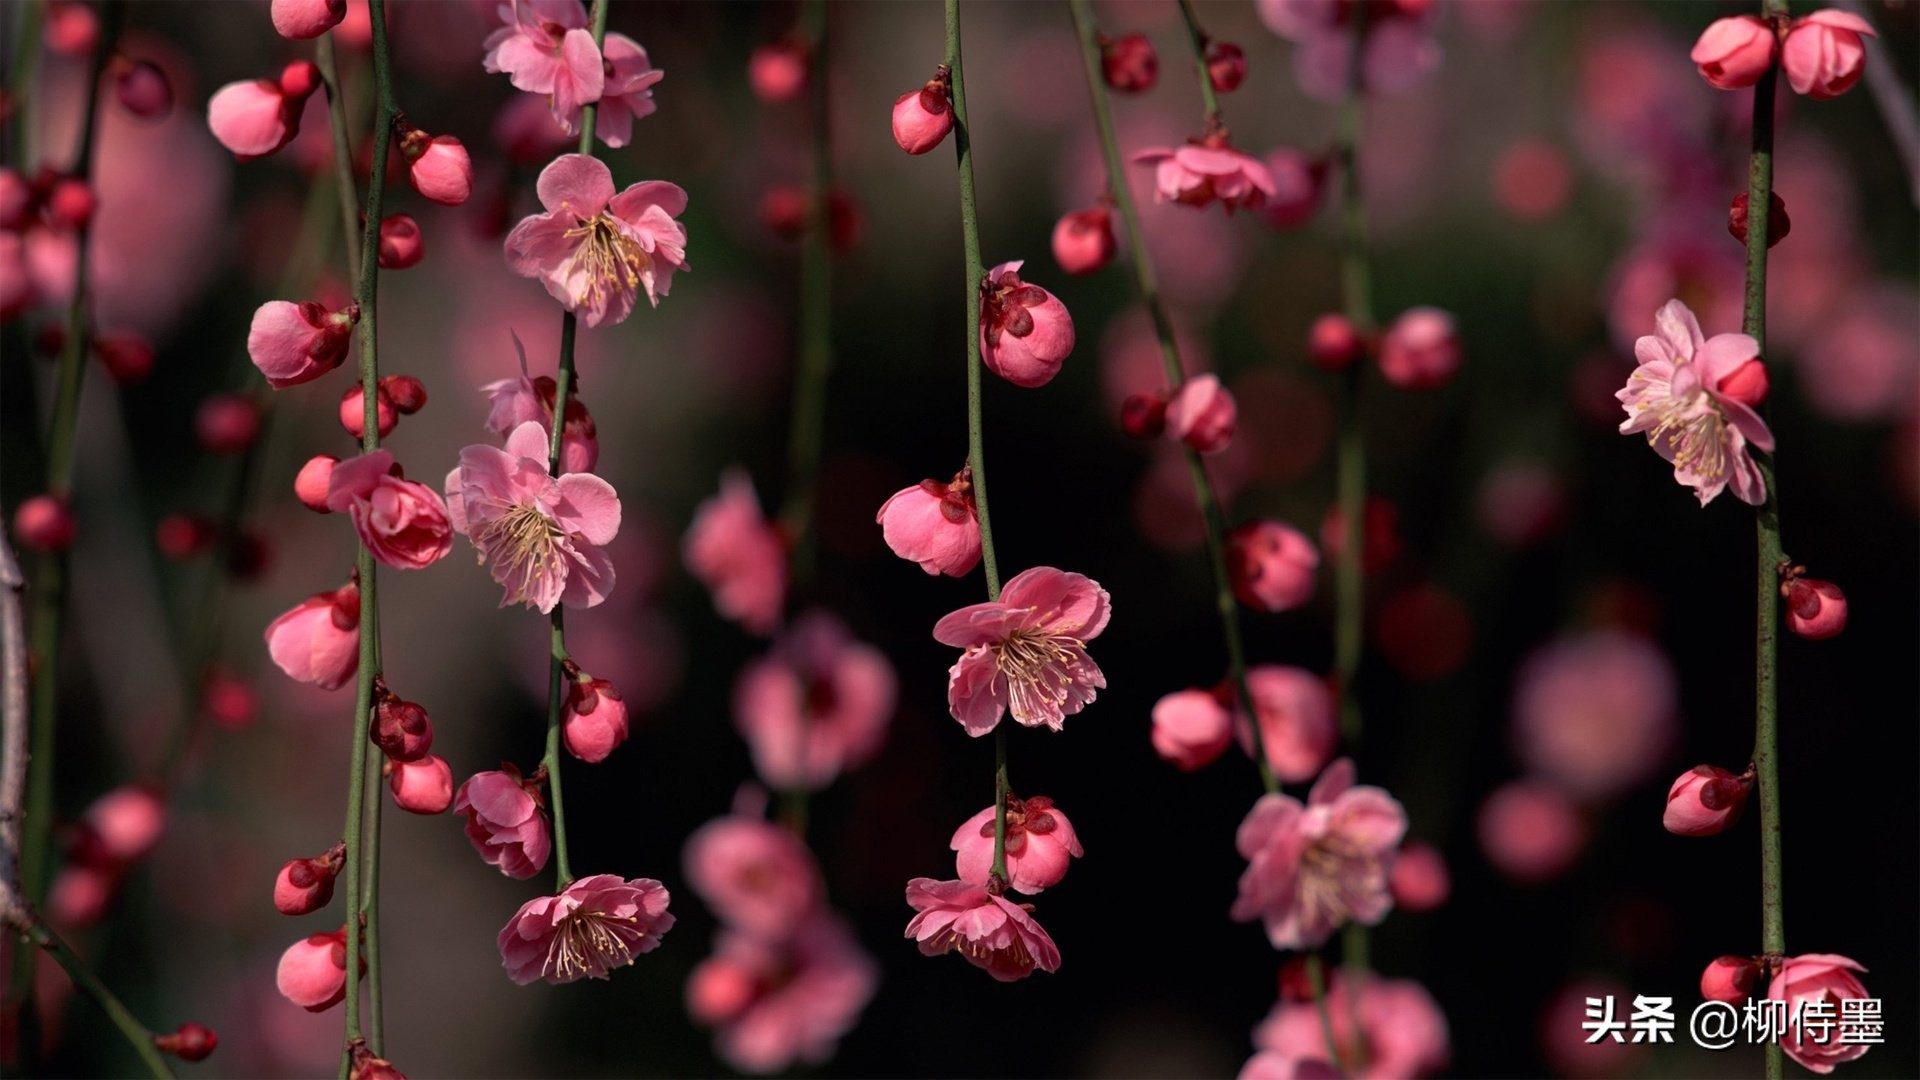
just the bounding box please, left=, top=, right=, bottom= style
left=1715, top=358, right=1770, bottom=407
left=1226, top=519, right=1319, bottom=612
left=94, top=331, right=154, bottom=383
left=153, top=1022, right=218, bottom=1062
left=1307, top=312, right=1363, bottom=371
left=155, top=514, right=216, bottom=559
left=203, top=667, right=257, bottom=730
left=1662, top=765, right=1752, bottom=836
left=271, top=0, right=346, bottom=39
left=1150, top=687, right=1233, bottom=771
left=1206, top=41, right=1246, bottom=93
left=748, top=40, right=809, bottom=104
left=980, top=260, right=1075, bottom=387
left=264, top=582, right=359, bottom=690
left=1389, top=840, right=1450, bottom=912
left=688, top=956, right=757, bottom=1024
left=454, top=767, right=551, bottom=878
left=1051, top=206, right=1115, bottom=276
left=295, top=455, right=338, bottom=513
left=1165, top=374, right=1237, bottom=454
left=1478, top=780, right=1587, bottom=884
left=1690, top=15, right=1779, bottom=91
left=378, top=374, right=427, bottom=414
left=399, top=129, right=472, bottom=207
left=1378, top=306, right=1462, bottom=391
left=1769, top=955, right=1872, bottom=1073
left=388, top=755, right=454, bottom=814
left=45, top=178, right=95, bottom=229
left=1120, top=392, right=1168, bottom=440
left=891, top=76, right=953, bottom=156
left=348, top=1041, right=405, bottom=1080
left=1781, top=10, right=1876, bottom=101
left=14, top=494, right=76, bottom=553
left=278, top=60, right=321, bottom=100
left=1102, top=33, right=1157, bottom=93
left=248, top=299, right=357, bottom=388
left=113, top=59, right=174, bottom=120
left=877, top=473, right=982, bottom=578
left=1784, top=576, right=1847, bottom=639
left=207, top=77, right=302, bottom=160
left=195, top=393, right=261, bottom=455
left=371, top=692, right=434, bottom=762
left=276, top=929, right=350, bottom=1011
left=564, top=675, right=630, bottom=763
left=273, top=846, right=344, bottom=915
left=951, top=795, right=1082, bottom=894
left=1728, top=191, right=1791, bottom=249
left=47, top=864, right=115, bottom=929
left=84, top=785, right=167, bottom=865
left=43, top=2, right=98, bottom=56
left=376, top=214, right=424, bottom=270
left=338, top=384, right=398, bottom=440
left=1701, top=955, right=1759, bottom=1004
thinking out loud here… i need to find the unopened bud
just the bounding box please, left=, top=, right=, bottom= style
left=114, top=58, right=174, bottom=119
left=1307, top=312, right=1363, bottom=371
left=273, top=846, right=344, bottom=916
left=1662, top=764, right=1752, bottom=836
left=196, top=393, right=262, bottom=455
left=379, top=374, right=427, bottom=414
left=94, top=331, right=155, bottom=383
left=1206, top=41, right=1246, bottom=93
left=376, top=213, right=424, bottom=270
left=1701, top=955, right=1760, bottom=1004
left=372, top=691, right=434, bottom=762
left=1716, top=358, right=1770, bottom=407
left=153, top=1022, right=218, bottom=1062
left=1728, top=190, right=1790, bottom=249
left=1120, top=392, right=1168, bottom=440
left=155, top=514, right=218, bottom=560
left=891, top=71, right=953, bottom=156
left=14, top=494, right=76, bottom=553
left=1783, top=576, right=1847, bottom=640
left=295, top=455, right=338, bottom=513
left=1102, top=33, right=1158, bottom=93
left=339, top=385, right=398, bottom=440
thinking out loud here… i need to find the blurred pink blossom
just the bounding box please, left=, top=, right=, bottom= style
left=732, top=611, right=895, bottom=791
left=684, top=469, right=788, bottom=635
left=1232, top=759, right=1405, bottom=949
left=1477, top=780, right=1587, bottom=884
left=1253, top=972, right=1450, bottom=1079
left=685, top=815, right=821, bottom=942
left=1513, top=630, right=1678, bottom=801
left=687, top=915, right=877, bottom=1074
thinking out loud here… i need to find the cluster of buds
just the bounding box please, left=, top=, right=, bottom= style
left=1303, top=308, right=1463, bottom=392
left=1692, top=10, right=1877, bottom=101
left=47, top=786, right=168, bottom=930
left=1120, top=374, right=1239, bottom=456
left=374, top=680, right=454, bottom=815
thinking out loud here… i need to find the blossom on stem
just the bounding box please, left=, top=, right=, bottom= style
left=455, top=766, right=552, bottom=880
left=933, top=566, right=1110, bottom=736
left=1662, top=765, right=1752, bottom=836
left=482, top=336, right=600, bottom=474
left=1226, top=519, right=1319, bottom=613
left=1690, top=16, right=1777, bottom=91
left=902, top=878, right=1061, bottom=982
left=876, top=468, right=981, bottom=578
left=1769, top=955, right=1872, bottom=1073
left=733, top=611, right=895, bottom=790
left=1232, top=758, right=1405, bottom=949
left=271, top=0, right=345, bottom=40
left=247, top=299, right=357, bottom=388
left=1051, top=205, right=1115, bottom=276
left=683, top=469, right=787, bottom=635
left=979, top=260, right=1075, bottom=388
left=1101, top=33, right=1157, bottom=92
left=325, top=450, right=454, bottom=570
left=504, top=153, right=689, bottom=326
left=1237, top=666, right=1337, bottom=785
left=482, top=0, right=603, bottom=129
left=275, top=928, right=353, bottom=1011
left=1131, top=137, right=1278, bottom=215
left=1784, top=573, right=1848, bottom=639
left=446, top=420, right=620, bottom=613
left=206, top=62, right=320, bottom=160
left=397, top=124, right=474, bottom=207
left=1378, top=307, right=1462, bottom=391
left=1256, top=0, right=1440, bottom=103
left=1781, top=11, right=1876, bottom=101
left=1701, top=955, right=1760, bottom=1004
left=596, top=35, right=665, bottom=148
left=498, top=874, right=675, bottom=984
left=563, top=667, right=630, bottom=762
left=1253, top=972, right=1451, bottom=1080
left=274, top=846, right=345, bottom=916
left=951, top=795, right=1082, bottom=894
left=891, top=68, right=953, bottom=156
left=1617, top=298, right=1775, bottom=507
left=263, top=580, right=359, bottom=690
left=388, top=755, right=454, bottom=814
left=1165, top=374, right=1238, bottom=454
left=377, top=214, right=425, bottom=270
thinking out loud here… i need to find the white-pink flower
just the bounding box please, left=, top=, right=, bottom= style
left=446, top=420, right=619, bottom=613
left=1617, top=298, right=1775, bottom=506
left=933, top=566, right=1110, bottom=736
left=596, top=34, right=664, bottom=148
left=324, top=450, right=454, bottom=571
left=482, top=0, right=603, bottom=129
left=1232, top=758, right=1406, bottom=950
left=497, top=874, right=674, bottom=985
left=504, top=154, right=689, bottom=327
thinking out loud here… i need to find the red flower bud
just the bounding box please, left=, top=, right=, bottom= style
left=1715, top=358, right=1770, bottom=407
left=1120, top=392, right=1168, bottom=440
left=154, top=1022, right=218, bottom=1062
left=273, top=845, right=344, bottom=916
left=1783, top=576, right=1847, bottom=640
left=371, top=691, right=434, bottom=762
left=295, top=455, right=338, bottom=513
left=195, top=393, right=262, bottom=455
left=1662, top=764, right=1752, bottom=836
left=1701, top=955, right=1760, bottom=1004
left=94, top=331, right=155, bottom=383
left=1307, top=312, right=1363, bottom=371
left=1728, top=190, right=1791, bottom=248
left=376, top=213, right=425, bottom=270
left=379, top=374, right=428, bottom=414
left=113, top=59, right=174, bottom=119
left=339, top=385, right=398, bottom=440
left=1206, top=41, right=1246, bottom=93
left=13, top=494, right=76, bottom=553
left=1102, top=33, right=1158, bottom=93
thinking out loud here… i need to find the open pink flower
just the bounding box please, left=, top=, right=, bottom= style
left=1232, top=758, right=1406, bottom=950
left=933, top=566, right=1110, bottom=736
left=324, top=450, right=453, bottom=570
left=454, top=767, right=551, bottom=880
left=733, top=611, right=896, bottom=791
left=688, top=914, right=877, bottom=1074
left=684, top=469, right=788, bottom=636
left=951, top=796, right=1083, bottom=894
left=1769, top=954, right=1872, bottom=1074
left=876, top=469, right=981, bottom=578
left=446, top=420, right=620, bottom=613
left=1236, top=665, right=1338, bottom=785
left=1132, top=140, right=1278, bottom=214
left=685, top=815, right=821, bottom=942
left=1618, top=298, right=1775, bottom=506
left=504, top=154, right=689, bottom=327
left=979, top=260, right=1074, bottom=388
left=482, top=0, right=604, bottom=129
left=264, top=581, right=359, bottom=690
left=247, top=299, right=357, bottom=388
left=1254, top=972, right=1450, bottom=1079
left=903, top=877, right=1061, bottom=982
left=596, top=34, right=665, bottom=148
left=482, top=336, right=600, bottom=474
left=498, top=874, right=674, bottom=985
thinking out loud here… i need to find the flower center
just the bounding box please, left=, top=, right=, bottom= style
left=1298, top=833, right=1380, bottom=931
left=474, top=502, right=567, bottom=597
left=994, top=629, right=1084, bottom=725
left=547, top=910, right=644, bottom=981
left=563, top=213, right=650, bottom=313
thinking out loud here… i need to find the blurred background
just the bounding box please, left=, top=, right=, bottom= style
left=1, top=0, right=1915, bottom=1076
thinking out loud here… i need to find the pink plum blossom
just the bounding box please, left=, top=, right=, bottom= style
left=482, top=336, right=600, bottom=474
left=1378, top=307, right=1462, bottom=391
left=482, top=0, right=604, bottom=129
left=1226, top=519, right=1319, bottom=613
left=1166, top=374, right=1237, bottom=454
left=498, top=874, right=674, bottom=985
left=276, top=929, right=351, bottom=1012
left=596, top=34, right=664, bottom=148
left=264, top=581, right=359, bottom=690
left=504, top=153, right=689, bottom=327
left=446, top=420, right=620, bottom=613
left=1785, top=575, right=1848, bottom=639
left=1238, top=666, right=1338, bottom=785
left=1769, top=954, right=1872, bottom=1073
left=1151, top=687, right=1235, bottom=771
left=1131, top=139, right=1278, bottom=214
left=683, top=469, right=788, bottom=635
left=1253, top=973, right=1450, bottom=1079
left=1701, top=955, right=1759, bottom=1003
left=247, top=299, right=357, bottom=388
left=1617, top=298, right=1775, bottom=506
left=388, top=755, right=454, bottom=814
left=902, top=877, right=1061, bottom=982
left=270, top=0, right=345, bottom=39
left=1051, top=205, right=1115, bottom=276
left=1259, top=148, right=1324, bottom=229
left=1663, top=765, right=1752, bottom=837
left=1477, top=780, right=1586, bottom=883
left=1690, top=16, right=1778, bottom=90
left=933, top=566, right=1110, bottom=736
left=1781, top=11, right=1876, bottom=101
left=979, top=260, right=1074, bottom=388
left=1232, top=758, right=1406, bottom=949
left=324, top=450, right=454, bottom=571
left=876, top=469, right=981, bottom=578
left=684, top=815, right=821, bottom=941
left=1256, top=0, right=1440, bottom=102
left=454, top=767, right=551, bottom=880
left=732, top=611, right=896, bottom=791
left=951, top=795, right=1082, bottom=894
left=892, top=75, right=954, bottom=155
left=206, top=62, right=320, bottom=160
left=687, top=915, right=877, bottom=1074
left=1512, top=630, right=1677, bottom=801
left=1389, top=840, right=1450, bottom=913
left=399, top=128, right=473, bottom=207
left=563, top=671, right=629, bottom=762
